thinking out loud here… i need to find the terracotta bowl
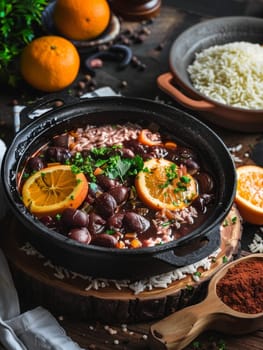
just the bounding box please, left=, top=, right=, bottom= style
left=157, top=16, right=263, bottom=132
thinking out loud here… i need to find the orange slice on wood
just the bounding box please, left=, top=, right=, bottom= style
left=135, top=158, right=198, bottom=211
left=22, top=165, right=88, bottom=217
left=235, top=165, right=263, bottom=225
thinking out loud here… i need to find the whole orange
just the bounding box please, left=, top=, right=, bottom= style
left=20, top=35, right=80, bottom=92
left=53, top=0, right=111, bottom=41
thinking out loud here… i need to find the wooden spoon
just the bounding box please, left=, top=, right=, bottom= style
left=149, top=254, right=263, bottom=350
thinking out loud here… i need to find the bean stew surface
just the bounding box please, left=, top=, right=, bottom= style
left=18, top=122, right=216, bottom=249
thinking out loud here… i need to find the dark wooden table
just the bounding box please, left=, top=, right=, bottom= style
left=0, top=0, right=263, bottom=349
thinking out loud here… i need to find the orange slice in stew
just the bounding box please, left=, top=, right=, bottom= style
left=135, top=158, right=198, bottom=211
left=22, top=164, right=88, bottom=217
left=137, top=129, right=162, bottom=146
left=235, top=165, right=263, bottom=225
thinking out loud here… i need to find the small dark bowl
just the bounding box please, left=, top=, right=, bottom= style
left=1, top=96, right=236, bottom=280
left=157, top=16, right=263, bottom=132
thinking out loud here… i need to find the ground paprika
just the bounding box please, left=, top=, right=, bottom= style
left=216, top=258, right=263, bottom=314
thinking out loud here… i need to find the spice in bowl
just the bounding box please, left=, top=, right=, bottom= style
left=216, top=257, right=263, bottom=314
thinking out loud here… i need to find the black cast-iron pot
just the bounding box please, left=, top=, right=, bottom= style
left=2, top=95, right=236, bottom=280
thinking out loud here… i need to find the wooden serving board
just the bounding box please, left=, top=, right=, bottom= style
left=1, top=206, right=242, bottom=324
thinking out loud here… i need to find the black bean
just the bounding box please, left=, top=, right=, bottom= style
left=69, top=227, right=91, bottom=244
left=192, top=194, right=214, bottom=213
left=123, top=140, right=148, bottom=156
left=95, top=193, right=117, bottom=218
left=202, top=193, right=215, bottom=205
left=27, top=157, right=44, bottom=172
left=192, top=197, right=207, bottom=213
left=120, top=148, right=135, bottom=158
left=169, top=146, right=197, bottom=163
left=39, top=215, right=56, bottom=229
left=107, top=213, right=124, bottom=230
left=123, top=212, right=150, bottom=234
left=96, top=174, right=120, bottom=190
left=196, top=172, right=214, bottom=193
left=108, top=186, right=129, bottom=204
left=184, top=159, right=200, bottom=175
left=91, top=233, right=117, bottom=248
left=45, top=146, right=71, bottom=163
left=61, top=208, right=89, bottom=227
left=52, top=134, right=71, bottom=148
left=88, top=212, right=106, bottom=235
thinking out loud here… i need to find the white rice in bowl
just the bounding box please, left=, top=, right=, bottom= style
left=187, top=41, right=263, bottom=109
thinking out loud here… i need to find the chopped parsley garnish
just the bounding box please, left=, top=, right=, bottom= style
left=161, top=220, right=174, bottom=227
left=22, top=172, right=30, bottom=179
left=105, top=229, right=116, bottom=235
left=222, top=256, right=228, bottom=263
left=222, top=219, right=229, bottom=227
left=159, top=163, right=178, bottom=189
left=180, top=175, right=191, bottom=184
left=68, top=147, right=144, bottom=183
left=55, top=213, right=62, bottom=221
left=231, top=216, right=237, bottom=224
left=194, top=271, right=201, bottom=277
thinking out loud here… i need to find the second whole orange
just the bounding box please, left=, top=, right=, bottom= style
left=53, top=0, right=111, bottom=41
left=20, top=35, right=80, bottom=92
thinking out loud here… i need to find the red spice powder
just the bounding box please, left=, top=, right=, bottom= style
left=216, top=258, right=263, bottom=314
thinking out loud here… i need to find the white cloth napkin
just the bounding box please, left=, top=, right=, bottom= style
left=0, top=137, right=85, bottom=349
left=0, top=250, right=85, bottom=350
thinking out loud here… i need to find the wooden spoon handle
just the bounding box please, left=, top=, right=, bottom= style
left=149, top=299, right=218, bottom=350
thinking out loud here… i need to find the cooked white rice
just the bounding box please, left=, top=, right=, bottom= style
left=187, top=42, right=263, bottom=109
left=20, top=241, right=221, bottom=295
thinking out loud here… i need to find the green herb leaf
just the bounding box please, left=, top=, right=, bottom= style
left=0, top=0, right=48, bottom=76
left=222, top=256, right=228, bottom=263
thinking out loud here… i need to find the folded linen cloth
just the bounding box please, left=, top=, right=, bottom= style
left=0, top=250, right=85, bottom=350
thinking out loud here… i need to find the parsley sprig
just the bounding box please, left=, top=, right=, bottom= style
left=0, top=0, right=48, bottom=85
left=67, top=146, right=144, bottom=183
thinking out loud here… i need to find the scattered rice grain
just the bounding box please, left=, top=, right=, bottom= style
left=20, top=243, right=221, bottom=295
left=249, top=232, right=263, bottom=253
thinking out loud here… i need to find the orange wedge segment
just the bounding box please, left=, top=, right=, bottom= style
left=22, top=164, right=88, bottom=217
left=235, top=165, right=263, bottom=225
left=135, top=158, right=198, bottom=211
left=137, top=129, right=162, bottom=146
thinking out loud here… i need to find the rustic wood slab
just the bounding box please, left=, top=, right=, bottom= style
left=1, top=206, right=242, bottom=324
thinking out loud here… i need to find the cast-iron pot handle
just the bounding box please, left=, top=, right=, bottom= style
left=154, top=227, right=221, bottom=267
left=18, top=93, right=80, bottom=130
